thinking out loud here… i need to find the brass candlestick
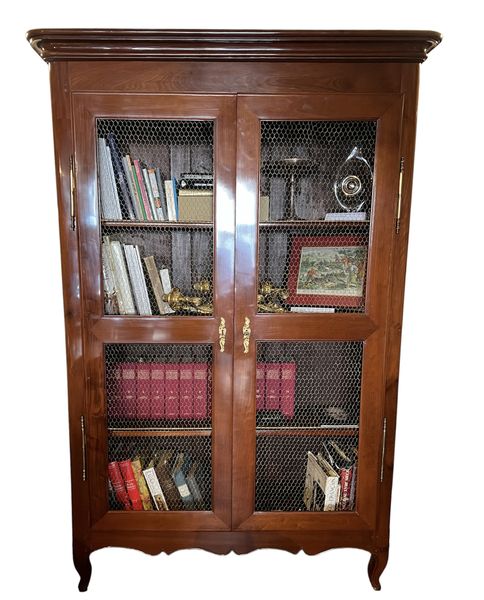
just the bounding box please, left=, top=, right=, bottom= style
left=257, top=281, right=289, bottom=313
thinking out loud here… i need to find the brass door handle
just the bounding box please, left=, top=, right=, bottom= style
left=242, top=317, right=251, bottom=354
left=219, top=317, right=227, bottom=352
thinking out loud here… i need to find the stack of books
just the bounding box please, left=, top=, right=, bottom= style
left=98, top=133, right=213, bottom=222
left=102, top=236, right=175, bottom=316
left=109, top=362, right=210, bottom=420
left=303, top=441, right=358, bottom=512
left=256, top=362, right=296, bottom=418
left=108, top=451, right=204, bottom=511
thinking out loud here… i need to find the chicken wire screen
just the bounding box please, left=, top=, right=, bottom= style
left=258, top=120, right=376, bottom=314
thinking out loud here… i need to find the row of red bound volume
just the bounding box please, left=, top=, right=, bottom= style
left=256, top=362, right=296, bottom=418
left=109, top=362, right=210, bottom=420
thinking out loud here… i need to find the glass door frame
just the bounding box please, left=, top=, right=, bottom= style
left=233, top=93, right=404, bottom=531
left=72, top=93, right=236, bottom=531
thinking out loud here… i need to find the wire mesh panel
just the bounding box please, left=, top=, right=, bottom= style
left=108, top=435, right=211, bottom=511
left=97, top=119, right=214, bottom=316
left=105, top=343, right=212, bottom=511
left=255, top=340, right=362, bottom=512
left=105, top=343, right=212, bottom=429
left=258, top=120, right=376, bottom=314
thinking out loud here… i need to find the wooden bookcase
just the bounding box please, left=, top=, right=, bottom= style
left=27, top=29, right=441, bottom=591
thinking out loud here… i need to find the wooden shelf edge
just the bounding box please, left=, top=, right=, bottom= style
left=109, top=428, right=212, bottom=437
left=256, top=427, right=359, bottom=436
left=102, top=220, right=213, bottom=229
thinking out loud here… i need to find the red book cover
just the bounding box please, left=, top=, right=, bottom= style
left=265, top=364, right=280, bottom=410
left=136, top=362, right=151, bottom=419
left=193, top=363, right=208, bottom=419
left=179, top=363, right=194, bottom=419
left=339, top=467, right=353, bottom=511
left=280, top=362, right=296, bottom=418
left=256, top=362, right=266, bottom=411
left=118, top=460, right=144, bottom=511
left=151, top=363, right=165, bottom=418
left=119, top=362, right=137, bottom=418
left=107, top=461, right=131, bottom=510
left=165, top=364, right=180, bottom=419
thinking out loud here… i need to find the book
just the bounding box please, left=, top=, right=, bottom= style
left=179, top=363, right=194, bottom=419
left=265, top=365, right=280, bottom=410
left=155, top=168, right=169, bottom=219
left=136, top=362, right=151, bottom=419
left=107, top=461, right=132, bottom=510
left=143, top=256, right=174, bottom=315
left=97, top=138, right=122, bottom=220
left=280, top=362, right=296, bottom=418
left=133, top=160, right=154, bottom=220
left=103, top=237, right=136, bottom=315
left=165, top=364, right=180, bottom=419
left=256, top=363, right=266, bottom=410
left=193, top=363, right=208, bottom=419
left=119, top=460, right=144, bottom=510
left=172, top=177, right=179, bottom=220
left=325, top=211, right=367, bottom=222
left=155, top=452, right=183, bottom=510
left=123, top=155, right=144, bottom=220
left=123, top=244, right=152, bottom=315
left=186, top=461, right=203, bottom=504
left=148, top=167, right=165, bottom=220
left=324, top=441, right=355, bottom=511
left=119, top=362, right=137, bottom=418
left=151, top=363, right=165, bottom=419
left=131, top=457, right=153, bottom=510
left=142, top=167, right=159, bottom=220
left=101, top=241, right=119, bottom=314
left=304, top=452, right=340, bottom=512
left=106, top=133, right=136, bottom=220
left=259, top=195, right=270, bottom=222
left=142, top=466, right=169, bottom=510
left=171, top=453, right=194, bottom=508
left=164, top=180, right=177, bottom=221
left=159, top=268, right=173, bottom=294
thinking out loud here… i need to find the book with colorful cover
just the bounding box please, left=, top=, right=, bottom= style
left=107, top=461, right=132, bottom=510
left=131, top=457, right=153, bottom=510
left=119, top=460, right=144, bottom=510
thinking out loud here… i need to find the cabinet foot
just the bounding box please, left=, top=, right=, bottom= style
left=368, top=550, right=388, bottom=591
left=73, top=543, right=92, bottom=592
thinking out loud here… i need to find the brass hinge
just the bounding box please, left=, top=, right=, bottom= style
left=380, top=417, right=387, bottom=483
left=69, top=155, right=77, bottom=231
left=395, top=157, right=404, bottom=234
left=80, top=415, right=87, bottom=481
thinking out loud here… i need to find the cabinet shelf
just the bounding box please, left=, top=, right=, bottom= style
left=102, top=220, right=213, bottom=229
left=256, top=427, right=359, bottom=437
left=108, top=428, right=212, bottom=437
left=259, top=220, right=370, bottom=229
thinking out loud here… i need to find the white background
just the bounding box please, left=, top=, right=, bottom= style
left=2, top=1, right=483, bottom=597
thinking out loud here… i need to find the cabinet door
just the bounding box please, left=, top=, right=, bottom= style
left=233, top=94, right=403, bottom=530
left=72, top=94, right=235, bottom=531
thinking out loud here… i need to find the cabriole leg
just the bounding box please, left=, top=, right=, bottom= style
left=368, top=549, right=388, bottom=591
left=73, top=542, right=92, bottom=592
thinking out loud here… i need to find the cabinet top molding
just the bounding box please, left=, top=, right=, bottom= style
left=26, top=29, right=441, bottom=63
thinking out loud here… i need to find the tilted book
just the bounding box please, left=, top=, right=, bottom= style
left=172, top=453, right=194, bottom=508
left=119, top=460, right=144, bottom=511
left=107, top=461, right=132, bottom=510
left=104, top=237, right=136, bottom=315
left=133, top=160, right=154, bottom=220
left=155, top=452, right=183, bottom=510
left=97, top=138, right=122, bottom=220
left=131, top=457, right=153, bottom=510
left=106, top=133, right=136, bottom=220
left=142, top=466, right=168, bottom=510
left=186, top=461, right=203, bottom=503
left=143, top=256, right=174, bottom=315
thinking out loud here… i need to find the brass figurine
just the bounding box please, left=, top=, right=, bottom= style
left=162, top=280, right=213, bottom=315
left=257, top=280, right=289, bottom=313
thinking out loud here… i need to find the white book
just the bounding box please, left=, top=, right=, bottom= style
left=315, top=452, right=340, bottom=512
left=325, top=211, right=367, bottom=222
left=164, top=180, right=177, bottom=221
left=122, top=155, right=142, bottom=220
left=107, top=238, right=136, bottom=314
left=142, top=467, right=168, bottom=511
left=159, top=268, right=173, bottom=294
left=98, top=139, right=122, bottom=220
left=142, top=168, right=159, bottom=221
left=134, top=245, right=152, bottom=315
left=101, top=240, right=118, bottom=314
left=123, top=245, right=145, bottom=315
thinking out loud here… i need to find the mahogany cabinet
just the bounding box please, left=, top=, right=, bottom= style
left=27, top=29, right=441, bottom=591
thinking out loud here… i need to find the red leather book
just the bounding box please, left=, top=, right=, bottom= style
left=193, top=363, right=208, bottom=419
left=108, top=364, right=122, bottom=418
left=151, top=363, right=165, bottom=418
left=119, top=460, right=144, bottom=510
left=338, top=467, right=353, bottom=511
left=256, top=362, right=266, bottom=411
left=265, top=364, right=280, bottom=410
left=119, top=362, right=137, bottom=418
left=137, top=362, right=151, bottom=419
left=107, top=461, right=131, bottom=510
left=165, top=363, right=180, bottom=419
left=179, top=363, right=194, bottom=419
left=280, top=362, right=296, bottom=418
